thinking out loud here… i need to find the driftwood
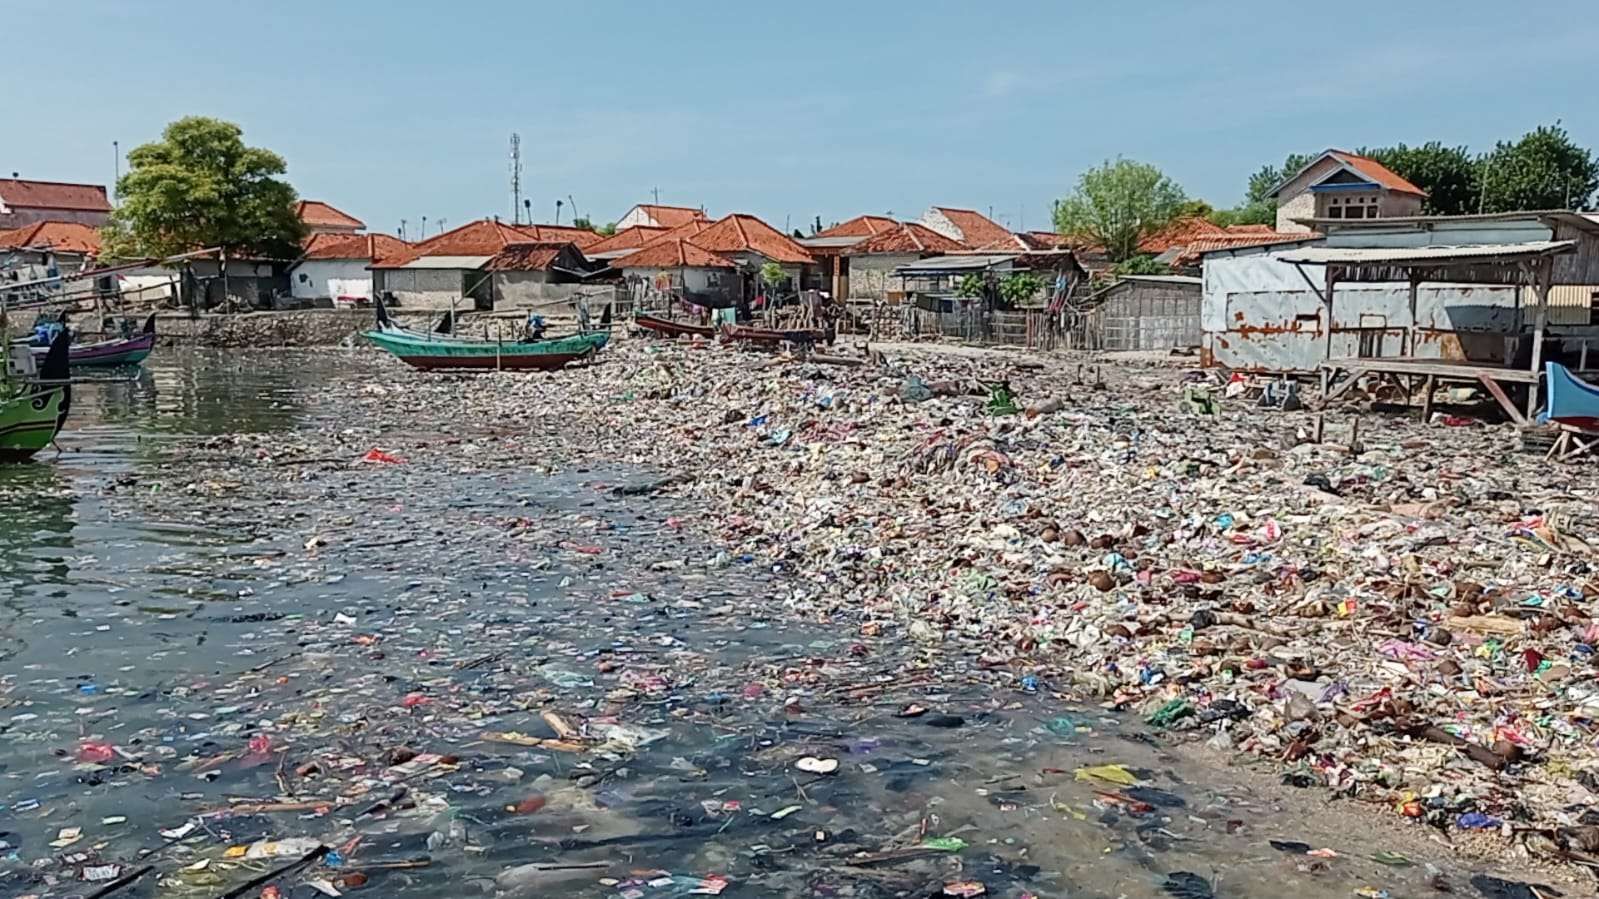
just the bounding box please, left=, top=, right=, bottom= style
left=809, top=353, right=864, bottom=367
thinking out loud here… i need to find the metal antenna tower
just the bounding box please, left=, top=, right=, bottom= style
left=509, top=133, right=524, bottom=224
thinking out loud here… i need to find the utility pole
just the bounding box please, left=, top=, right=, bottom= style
left=421, top=215, right=428, bottom=238
left=509, top=133, right=523, bottom=224
left=555, top=199, right=563, bottom=225
left=400, top=219, right=408, bottom=240
left=652, top=186, right=661, bottom=205
left=112, top=140, right=119, bottom=202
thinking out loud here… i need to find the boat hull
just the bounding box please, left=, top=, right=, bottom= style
left=29, top=316, right=157, bottom=368
left=720, top=324, right=824, bottom=345
left=636, top=314, right=715, bottom=338
left=1544, top=361, right=1599, bottom=431
left=0, top=386, right=69, bottom=461
left=363, top=329, right=609, bottom=372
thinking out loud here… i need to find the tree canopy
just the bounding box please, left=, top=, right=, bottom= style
left=1478, top=124, right=1599, bottom=213
left=1357, top=142, right=1477, bottom=215
left=103, top=116, right=304, bottom=259
left=1054, top=158, right=1187, bottom=262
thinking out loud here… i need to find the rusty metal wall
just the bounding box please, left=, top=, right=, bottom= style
left=1202, top=252, right=1522, bottom=371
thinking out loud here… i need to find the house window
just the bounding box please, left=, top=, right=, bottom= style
left=1326, top=205, right=1343, bottom=219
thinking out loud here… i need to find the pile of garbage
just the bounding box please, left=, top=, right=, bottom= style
left=403, top=336, right=1599, bottom=867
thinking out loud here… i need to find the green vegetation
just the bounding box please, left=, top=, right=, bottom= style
left=1054, top=158, right=1187, bottom=262
left=102, top=116, right=303, bottom=260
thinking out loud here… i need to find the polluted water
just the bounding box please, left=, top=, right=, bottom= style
left=0, top=345, right=1582, bottom=898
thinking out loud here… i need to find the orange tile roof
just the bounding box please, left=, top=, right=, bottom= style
left=583, top=225, right=668, bottom=255
left=484, top=241, right=589, bottom=272
left=687, top=213, right=814, bottom=264
left=1137, top=216, right=1228, bottom=254
left=301, top=231, right=411, bottom=263
left=1172, top=232, right=1312, bottom=267
left=612, top=238, right=735, bottom=269
left=846, top=222, right=966, bottom=255
left=1224, top=223, right=1277, bottom=235
left=0, top=220, right=102, bottom=255
left=929, top=207, right=1019, bottom=250
left=816, top=215, right=898, bottom=238
left=379, top=219, right=598, bottom=265
left=633, top=204, right=708, bottom=227
left=1327, top=150, right=1426, bottom=197
left=1019, top=231, right=1068, bottom=249
left=295, top=199, right=365, bottom=230
left=0, top=179, right=110, bottom=213
left=511, top=223, right=604, bottom=248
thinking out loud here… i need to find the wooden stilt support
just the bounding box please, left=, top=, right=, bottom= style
left=1420, top=374, right=1436, bottom=422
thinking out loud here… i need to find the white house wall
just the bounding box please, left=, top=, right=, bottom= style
left=377, top=268, right=469, bottom=310
left=290, top=259, right=372, bottom=303
left=847, top=254, right=917, bottom=300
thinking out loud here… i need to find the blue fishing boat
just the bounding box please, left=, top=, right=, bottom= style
left=1543, top=362, right=1599, bottom=431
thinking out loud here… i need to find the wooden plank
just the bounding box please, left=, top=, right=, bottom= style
left=1477, top=374, right=1529, bottom=428
left=1420, top=374, right=1436, bottom=421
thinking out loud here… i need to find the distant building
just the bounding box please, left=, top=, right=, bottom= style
left=614, top=204, right=708, bottom=230
left=370, top=218, right=602, bottom=309
left=1270, top=150, right=1425, bottom=234
left=289, top=232, right=411, bottom=305
left=295, top=199, right=366, bottom=234
left=0, top=178, right=112, bottom=229
left=919, top=206, right=1035, bottom=251
left=840, top=223, right=966, bottom=301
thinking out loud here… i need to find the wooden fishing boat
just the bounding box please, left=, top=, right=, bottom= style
left=1, top=333, right=72, bottom=462
left=364, top=328, right=609, bottom=371
left=719, top=323, right=824, bottom=346
left=22, top=313, right=157, bottom=368
left=1540, top=362, right=1599, bottom=461
left=1544, top=362, right=1599, bottom=430
left=635, top=313, right=716, bottom=339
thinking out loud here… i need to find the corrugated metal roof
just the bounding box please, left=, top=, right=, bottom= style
left=1118, top=275, right=1201, bottom=286
left=797, top=236, right=871, bottom=249
left=392, top=255, right=491, bottom=269
left=1277, top=241, right=1576, bottom=265
left=895, top=254, right=1018, bottom=274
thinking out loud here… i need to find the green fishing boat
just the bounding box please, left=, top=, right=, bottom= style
left=364, top=327, right=609, bottom=371
left=0, top=332, right=72, bottom=462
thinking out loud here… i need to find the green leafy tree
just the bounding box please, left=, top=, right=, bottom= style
left=956, top=273, right=985, bottom=299
left=760, top=261, right=787, bottom=292
left=572, top=216, right=595, bottom=231
left=1358, top=142, right=1478, bottom=215
left=1055, top=159, right=1188, bottom=262
left=1478, top=123, right=1599, bottom=212
left=596, top=222, right=618, bottom=237
left=998, top=272, right=1045, bottom=308
left=103, top=116, right=304, bottom=259
left=1112, top=255, right=1172, bottom=277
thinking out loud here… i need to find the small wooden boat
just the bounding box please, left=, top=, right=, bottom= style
left=1, top=333, right=72, bottom=461
left=635, top=313, right=716, bottom=339
left=1544, top=362, right=1599, bottom=430
left=364, top=328, right=609, bottom=371
left=720, top=323, right=824, bottom=346
left=26, top=314, right=157, bottom=368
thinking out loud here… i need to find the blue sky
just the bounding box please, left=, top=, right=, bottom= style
left=8, top=1, right=1597, bottom=237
